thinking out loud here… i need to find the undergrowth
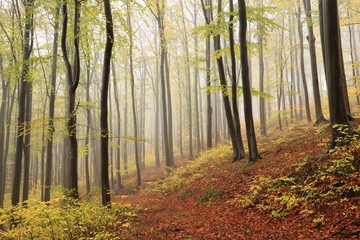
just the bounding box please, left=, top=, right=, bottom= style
left=235, top=137, right=360, bottom=227
left=0, top=198, right=138, bottom=239
left=144, top=145, right=232, bottom=196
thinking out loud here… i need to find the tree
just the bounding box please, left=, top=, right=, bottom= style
left=212, top=0, right=242, bottom=162
left=229, top=0, right=245, bottom=158
left=12, top=0, right=35, bottom=207
left=61, top=0, right=81, bottom=199
left=238, top=0, right=260, bottom=162
left=100, top=0, right=114, bottom=207
left=155, top=0, right=175, bottom=167
left=321, top=0, right=355, bottom=148
left=200, top=0, right=212, bottom=149
left=127, top=1, right=141, bottom=187
left=44, top=2, right=60, bottom=202
left=302, top=0, right=326, bottom=124
left=297, top=1, right=311, bottom=123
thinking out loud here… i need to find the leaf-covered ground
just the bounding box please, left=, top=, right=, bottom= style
left=115, top=122, right=360, bottom=239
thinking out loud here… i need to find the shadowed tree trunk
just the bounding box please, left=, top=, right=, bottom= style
left=100, top=0, right=114, bottom=206
left=321, top=0, right=354, bottom=148
left=238, top=0, right=260, bottom=162
left=12, top=0, right=35, bottom=207
left=61, top=0, right=81, bottom=199
left=212, top=0, right=241, bottom=162
left=229, top=0, right=245, bottom=159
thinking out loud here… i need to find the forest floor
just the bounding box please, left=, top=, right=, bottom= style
left=114, top=121, right=360, bottom=240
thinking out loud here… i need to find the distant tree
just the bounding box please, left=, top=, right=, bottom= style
left=297, top=2, right=312, bottom=123
left=321, top=0, right=355, bottom=148
left=199, top=0, right=212, bottom=149
left=127, top=1, right=141, bottom=187
left=302, top=0, right=326, bottom=124
left=155, top=0, right=175, bottom=167
left=44, top=2, right=60, bottom=202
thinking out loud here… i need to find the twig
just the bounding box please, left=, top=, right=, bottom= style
left=320, top=220, right=356, bottom=240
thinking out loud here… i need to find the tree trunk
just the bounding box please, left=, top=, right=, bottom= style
left=258, top=21, right=266, bottom=136
left=22, top=81, right=33, bottom=204
left=112, top=61, right=122, bottom=191
left=100, top=0, right=114, bottom=206
left=61, top=0, right=81, bottom=199
left=229, top=0, right=245, bottom=159
left=213, top=0, right=240, bottom=162
left=297, top=3, right=312, bottom=123
left=238, top=0, right=259, bottom=162
left=127, top=2, right=141, bottom=186
left=0, top=54, right=8, bottom=208
left=44, top=3, right=60, bottom=201
left=12, top=0, right=35, bottom=207
left=157, top=0, right=174, bottom=167
left=321, top=0, right=354, bottom=148
left=303, top=0, right=326, bottom=124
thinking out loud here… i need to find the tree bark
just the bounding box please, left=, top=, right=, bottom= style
left=303, top=0, right=326, bottom=124
left=321, top=0, right=354, bottom=148
left=229, top=0, right=245, bottom=159
left=61, top=0, right=81, bottom=199
left=127, top=2, right=141, bottom=186
left=44, top=3, right=60, bottom=202
left=100, top=0, right=114, bottom=206
left=12, top=0, right=35, bottom=207
left=297, top=3, right=312, bottom=123
left=238, top=0, right=260, bottom=162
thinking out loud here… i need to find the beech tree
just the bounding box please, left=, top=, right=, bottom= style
left=12, top=0, right=35, bottom=207
left=238, top=0, right=260, bottom=162
left=61, top=0, right=81, bottom=199
left=100, top=0, right=114, bottom=206
left=321, top=0, right=355, bottom=148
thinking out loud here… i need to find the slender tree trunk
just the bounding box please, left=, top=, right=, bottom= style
left=0, top=55, right=8, bottom=208
left=258, top=20, right=266, bottom=136
left=100, top=0, right=114, bottom=206
left=193, top=7, right=201, bottom=155
left=157, top=0, right=174, bottom=167
left=44, top=4, right=60, bottom=201
left=112, top=61, right=122, bottom=190
left=213, top=0, right=240, bottom=162
left=127, top=3, right=141, bottom=186
left=238, top=0, right=260, bottom=162
left=22, top=81, right=33, bottom=204
left=61, top=0, right=81, bottom=199
left=303, top=0, right=326, bottom=124
left=12, top=0, right=35, bottom=207
left=297, top=3, right=312, bottom=123
left=229, top=0, right=245, bottom=159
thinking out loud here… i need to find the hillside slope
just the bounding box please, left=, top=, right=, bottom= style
left=116, top=122, right=360, bottom=239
